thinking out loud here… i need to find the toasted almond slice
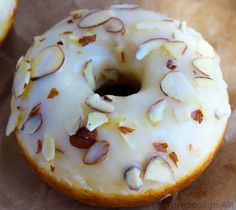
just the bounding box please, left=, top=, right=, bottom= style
left=47, top=87, right=59, bottom=99
left=31, top=45, right=64, bottom=80
left=194, top=77, right=213, bottom=88
left=83, top=140, right=110, bottom=165
left=13, top=57, right=31, bottom=97
left=163, top=41, right=187, bottom=60
left=70, top=127, right=97, bottom=149
left=86, top=112, right=109, bottom=132
left=83, top=60, right=96, bottom=90
left=136, top=38, right=169, bottom=60
left=192, top=58, right=213, bottom=77
left=105, top=17, right=124, bottom=33
left=78, top=10, right=112, bottom=29
left=195, top=39, right=215, bottom=57
left=109, top=4, right=139, bottom=9
left=42, top=134, right=55, bottom=161
left=160, top=71, right=197, bottom=103
left=191, top=109, right=204, bottom=124
left=21, top=104, right=42, bottom=134
left=166, top=59, right=178, bottom=70
left=168, top=152, right=178, bottom=167
left=144, top=156, right=175, bottom=184
left=102, top=68, right=119, bottom=81
left=85, top=94, right=114, bottom=113
left=124, top=166, right=143, bottom=191
left=174, top=105, right=191, bottom=122
left=79, top=34, right=96, bottom=46
left=6, top=109, right=21, bottom=136
left=65, top=117, right=81, bottom=136
left=69, top=9, right=88, bottom=19
left=148, top=99, right=167, bottom=123
left=153, top=142, right=168, bottom=153
left=119, top=126, right=135, bottom=134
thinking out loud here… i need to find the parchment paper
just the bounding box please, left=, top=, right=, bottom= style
left=0, top=0, right=235, bottom=210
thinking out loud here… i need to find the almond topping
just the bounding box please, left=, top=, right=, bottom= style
left=79, top=34, right=96, bottom=46
left=86, top=112, right=109, bottom=132
left=195, top=39, right=215, bottom=57
left=192, top=58, right=213, bottom=77
left=31, top=45, right=65, bottom=80
left=144, top=156, right=175, bottom=183
left=166, top=59, right=178, bottom=70
left=163, top=41, right=187, bottom=60
left=21, top=104, right=42, bottom=134
left=42, top=134, right=55, bottom=162
left=65, top=117, right=81, bottom=136
left=70, top=127, right=97, bottom=149
left=13, top=57, right=31, bottom=97
left=136, top=38, right=169, bottom=60
left=191, top=109, right=204, bottom=123
left=83, top=140, right=110, bottom=165
left=6, top=109, right=21, bottom=136
left=168, top=152, right=178, bottom=167
left=160, top=71, right=197, bottom=103
left=78, top=10, right=112, bottom=29
left=119, top=126, right=135, bottom=134
left=148, top=99, right=167, bottom=123
left=103, top=95, right=113, bottom=102
left=85, top=94, right=114, bottom=113
left=124, top=166, right=143, bottom=191
left=83, top=60, right=96, bottom=90
left=105, top=17, right=124, bottom=33
left=36, top=139, right=42, bottom=154
left=153, top=142, right=168, bottom=153
left=47, top=87, right=59, bottom=99
left=194, top=77, right=213, bottom=88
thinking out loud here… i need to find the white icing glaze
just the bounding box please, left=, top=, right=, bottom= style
left=0, top=0, right=17, bottom=42
left=10, top=5, right=231, bottom=194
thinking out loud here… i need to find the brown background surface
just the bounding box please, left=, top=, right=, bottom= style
left=0, top=0, right=236, bottom=209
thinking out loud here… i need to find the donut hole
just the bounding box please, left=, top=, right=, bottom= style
left=95, top=74, right=141, bottom=97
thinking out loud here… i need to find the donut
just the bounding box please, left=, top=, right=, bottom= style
left=0, top=0, right=18, bottom=44
left=6, top=4, right=231, bottom=207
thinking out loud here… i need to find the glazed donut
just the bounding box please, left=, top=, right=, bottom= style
left=6, top=4, right=231, bottom=207
left=0, top=0, right=18, bottom=44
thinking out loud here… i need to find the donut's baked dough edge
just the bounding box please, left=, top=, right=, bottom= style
left=15, top=126, right=226, bottom=207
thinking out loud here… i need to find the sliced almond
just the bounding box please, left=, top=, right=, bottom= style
left=160, top=71, right=197, bottom=103
left=36, top=139, right=42, bottom=154
left=195, top=39, right=215, bottom=57
left=42, top=134, right=55, bottom=162
left=83, top=60, right=96, bottom=90
left=78, top=10, right=112, bottom=29
left=136, top=38, right=169, bottom=60
left=144, top=156, right=175, bottom=184
left=109, top=4, right=139, bottom=9
left=31, top=45, right=64, bottom=80
left=21, top=104, right=42, bottom=134
left=86, top=112, right=109, bottom=131
left=65, top=117, right=81, bottom=136
left=191, top=109, right=204, bottom=124
left=163, top=41, right=187, bottom=60
left=13, top=57, right=31, bottom=97
left=192, top=58, right=213, bottom=77
left=83, top=140, right=110, bottom=165
left=6, top=109, right=21, bottom=136
left=70, top=127, right=97, bottom=149
left=148, top=99, right=167, bottom=124
left=79, top=34, right=96, bottom=46
left=102, top=68, right=119, bottom=81
left=166, top=59, right=178, bottom=70
left=119, top=126, right=135, bottom=134
left=153, top=142, right=168, bottom=153
left=47, top=87, right=59, bottom=99
left=85, top=94, right=114, bottom=113
left=168, top=152, right=178, bottom=167
left=105, top=17, right=124, bottom=33
left=194, top=77, right=213, bottom=88
left=174, top=106, right=191, bottom=122
left=124, top=166, right=143, bottom=191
